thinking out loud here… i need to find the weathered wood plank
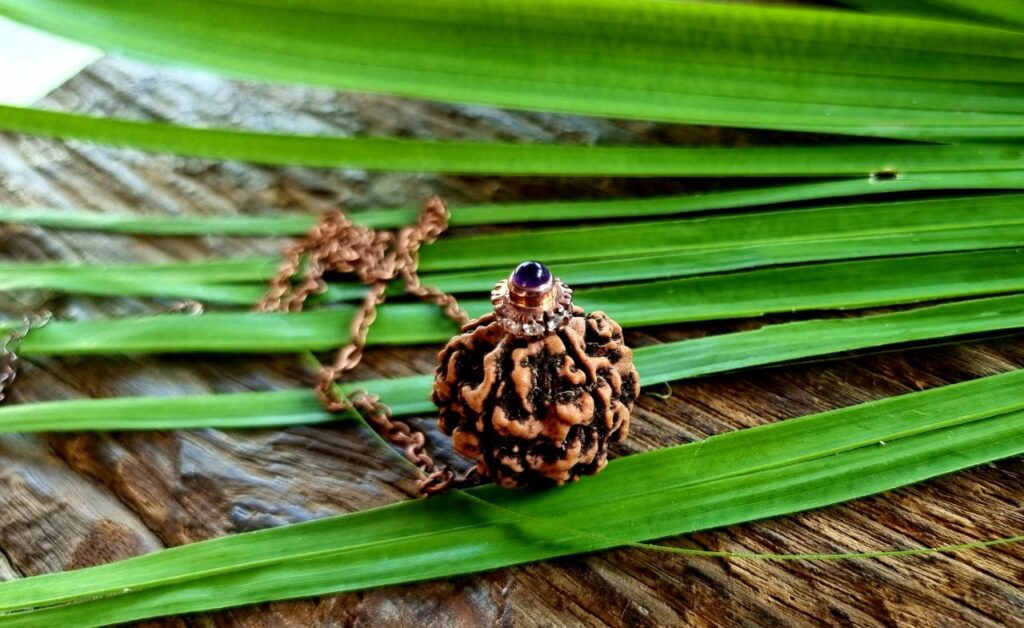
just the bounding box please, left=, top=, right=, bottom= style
left=0, top=56, right=1021, bottom=627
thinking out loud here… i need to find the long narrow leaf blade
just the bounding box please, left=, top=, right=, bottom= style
left=419, top=194, right=1024, bottom=271
left=3, top=1, right=1024, bottom=139
left=4, top=105, right=1024, bottom=175
left=9, top=194, right=1024, bottom=303
left=842, top=0, right=1024, bottom=29
left=5, top=293, right=1024, bottom=432
left=8, top=225, right=1024, bottom=305
left=9, top=250, right=1024, bottom=355
left=6, top=173, right=1024, bottom=235
left=2, top=368, right=1023, bottom=625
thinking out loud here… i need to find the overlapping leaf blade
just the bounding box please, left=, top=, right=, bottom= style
left=4, top=105, right=1024, bottom=174
left=8, top=193, right=1024, bottom=303
left=2, top=0, right=1024, bottom=139
left=5, top=293, right=1024, bottom=432
left=843, top=0, right=1024, bottom=29
left=8, top=249, right=1024, bottom=355
left=1, top=368, right=1023, bottom=626
left=6, top=173, right=1024, bottom=236
left=0, top=1, right=1022, bottom=624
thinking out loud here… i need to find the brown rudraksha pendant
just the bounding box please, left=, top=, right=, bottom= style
left=432, top=261, right=640, bottom=488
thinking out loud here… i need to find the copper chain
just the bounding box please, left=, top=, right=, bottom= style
left=0, top=312, right=51, bottom=404
left=258, top=197, right=473, bottom=495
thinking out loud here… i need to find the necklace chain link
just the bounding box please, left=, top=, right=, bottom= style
left=259, top=198, right=475, bottom=495
left=0, top=311, right=52, bottom=404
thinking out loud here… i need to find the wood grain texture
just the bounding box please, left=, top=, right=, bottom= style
left=0, top=56, right=1022, bottom=627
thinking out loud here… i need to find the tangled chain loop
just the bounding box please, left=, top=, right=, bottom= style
left=258, top=197, right=473, bottom=495
left=0, top=312, right=52, bottom=404
left=327, top=389, right=476, bottom=495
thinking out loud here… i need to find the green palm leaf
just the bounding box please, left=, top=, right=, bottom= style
left=419, top=194, right=1024, bottom=270
left=6, top=173, right=1024, bottom=235
left=3, top=104, right=1024, bottom=175
left=2, top=2, right=1023, bottom=623
left=5, top=223, right=1022, bottom=305
left=8, top=249, right=1024, bottom=355
left=1, top=367, right=1022, bottom=626
left=2, top=1, right=1024, bottom=139
left=5, top=293, right=1024, bottom=433
left=8, top=194, right=1024, bottom=303
left=843, top=0, right=1024, bottom=29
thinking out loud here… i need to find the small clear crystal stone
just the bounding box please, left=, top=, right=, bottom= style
left=522, top=322, right=544, bottom=335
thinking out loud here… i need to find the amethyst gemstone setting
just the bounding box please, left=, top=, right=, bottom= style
left=492, top=261, right=573, bottom=337
left=510, top=261, right=551, bottom=291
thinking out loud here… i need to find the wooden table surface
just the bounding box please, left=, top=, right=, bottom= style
left=1, top=57, right=1022, bottom=627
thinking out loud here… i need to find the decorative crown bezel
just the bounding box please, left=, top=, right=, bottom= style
left=491, top=277, right=573, bottom=337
